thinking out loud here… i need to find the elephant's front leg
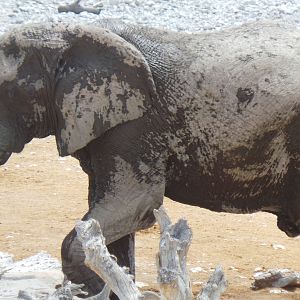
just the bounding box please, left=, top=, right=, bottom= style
left=61, top=129, right=166, bottom=297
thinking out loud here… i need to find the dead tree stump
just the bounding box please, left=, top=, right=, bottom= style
left=154, top=207, right=193, bottom=300
left=197, top=266, right=227, bottom=300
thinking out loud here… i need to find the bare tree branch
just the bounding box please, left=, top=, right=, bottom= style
left=75, top=219, right=144, bottom=300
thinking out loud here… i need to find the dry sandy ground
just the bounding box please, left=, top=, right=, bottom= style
left=0, top=137, right=300, bottom=300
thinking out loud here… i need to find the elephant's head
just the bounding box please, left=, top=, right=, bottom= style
left=0, top=29, right=44, bottom=164
left=0, top=22, right=158, bottom=163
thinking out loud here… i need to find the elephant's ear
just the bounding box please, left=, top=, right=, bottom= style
left=55, top=26, right=158, bottom=156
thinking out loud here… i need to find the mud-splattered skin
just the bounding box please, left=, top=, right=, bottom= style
left=108, top=22, right=300, bottom=234
left=0, top=21, right=300, bottom=297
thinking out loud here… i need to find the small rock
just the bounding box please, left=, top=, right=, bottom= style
left=193, top=281, right=204, bottom=285
left=272, top=244, right=286, bottom=250
left=254, top=267, right=263, bottom=272
left=269, top=288, right=289, bottom=294
left=136, top=281, right=149, bottom=288
left=190, top=266, right=204, bottom=273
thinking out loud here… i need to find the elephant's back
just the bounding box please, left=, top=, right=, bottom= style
left=187, top=21, right=300, bottom=57
left=182, top=22, right=300, bottom=148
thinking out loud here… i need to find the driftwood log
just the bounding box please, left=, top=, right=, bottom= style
left=252, top=269, right=300, bottom=290
left=58, top=0, right=102, bottom=14
left=18, top=206, right=227, bottom=299
left=75, top=206, right=227, bottom=300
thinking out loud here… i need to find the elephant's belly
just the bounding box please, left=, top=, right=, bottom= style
left=165, top=172, right=282, bottom=213
left=165, top=148, right=287, bottom=213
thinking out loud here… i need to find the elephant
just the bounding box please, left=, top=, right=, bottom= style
left=0, top=20, right=300, bottom=297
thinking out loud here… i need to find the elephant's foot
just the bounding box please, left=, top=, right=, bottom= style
left=61, top=228, right=103, bottom=297
left=61, top=228, right=135, bottom=299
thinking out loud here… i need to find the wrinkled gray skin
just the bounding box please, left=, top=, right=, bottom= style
left=1, top=20, right=300, bottom=297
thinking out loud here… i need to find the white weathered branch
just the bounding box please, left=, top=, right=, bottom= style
left=154, top=206, right=172, bottom=234
left=197, top=266, right=227, bottom=300
left=58, top=0, right=103, bottom=14
left=252, top=269, right=300, bottom=290
left=154, top=206, right=193, bottom=300
left=88, top=284, right=111, bottom=300
left=75, top=219, right=144, bottom=300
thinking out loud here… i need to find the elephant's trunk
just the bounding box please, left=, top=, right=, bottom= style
left=0, top=150, right=11, bottom=165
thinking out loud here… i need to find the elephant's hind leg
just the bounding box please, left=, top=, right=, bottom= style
left=278, top=118, right=300, bottom=237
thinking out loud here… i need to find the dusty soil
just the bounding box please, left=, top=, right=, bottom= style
left=0, top=137, right=299, bottom=299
